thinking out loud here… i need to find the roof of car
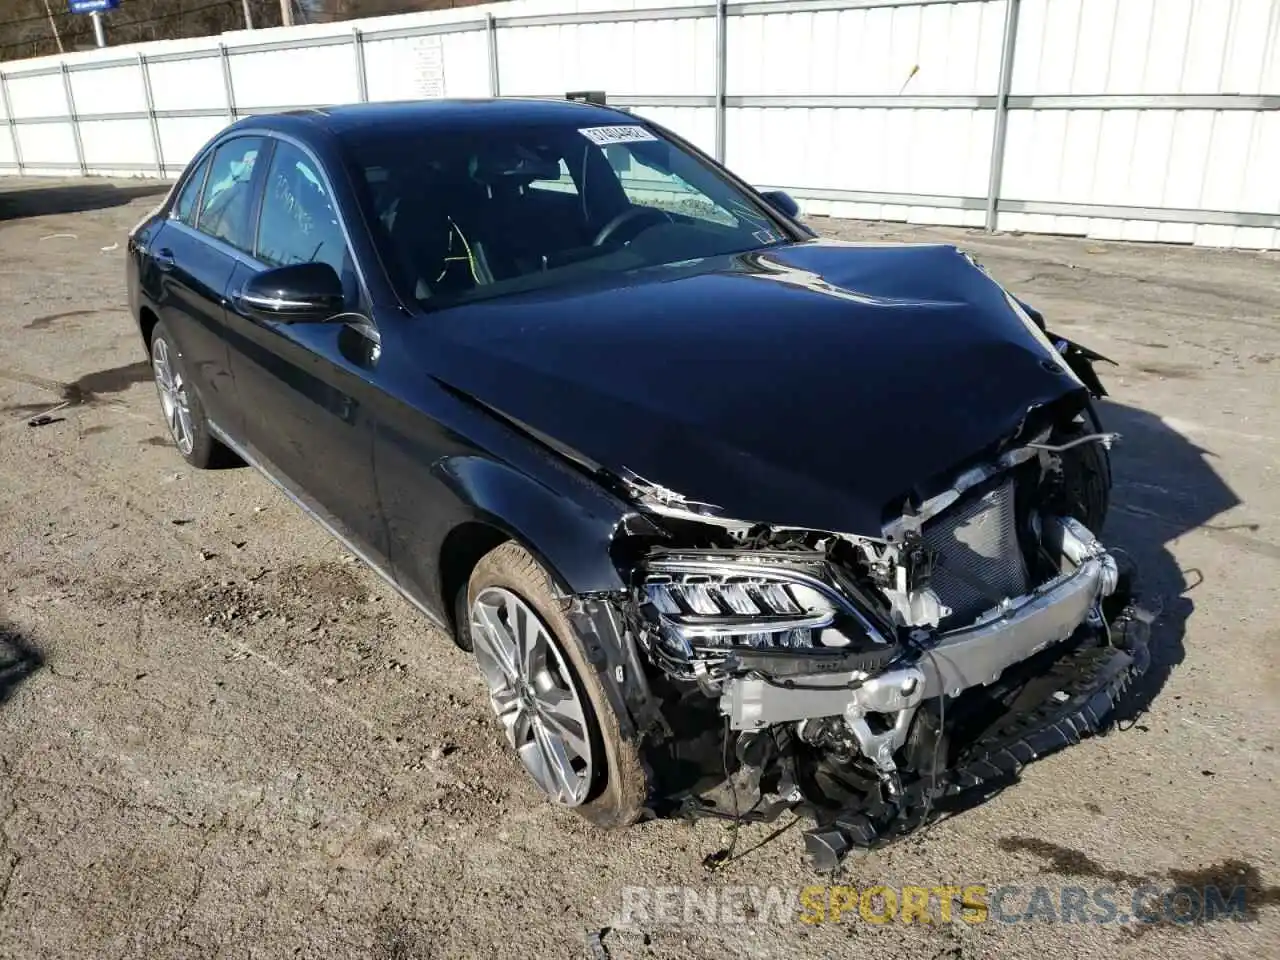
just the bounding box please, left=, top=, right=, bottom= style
left=269, top=98, right=634, bottom=137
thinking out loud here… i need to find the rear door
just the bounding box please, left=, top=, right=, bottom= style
left=224, top=136, right=390, bottom=570
left=150, top=136, right=266, bottom=436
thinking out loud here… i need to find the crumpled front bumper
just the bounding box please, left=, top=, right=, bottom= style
left=922, top=554, right=1109, bottom=698
left=722, top=546, right=1116, bottom=731
left=801, top=620, right=1151, bottom=869
left=699, top=517, right=1152, bottom=869
left=721, top=519, right=1121, bottom=727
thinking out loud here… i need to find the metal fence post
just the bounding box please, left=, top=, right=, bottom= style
left=139, top=53, right=165, bottom=177
left=0, top=73, right=23, bottom=175
left=985, top=0, right=1020, bottom=232
left=219, top=43, right=237, bottom=122
left=60, top=62, right=87, bottom=176
left=353, top=28, right=369, bottom=102
left=486, top=14, right=500, bottom=97
left=714, top=0, right=727, bottom=163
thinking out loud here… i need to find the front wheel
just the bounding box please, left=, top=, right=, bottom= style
left=460, top=542, right=647, bottom=827
left=1058, top=414, right=1112, bottom=533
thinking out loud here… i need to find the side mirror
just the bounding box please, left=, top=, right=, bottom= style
left=760, top=189, right=801, bottom=219
left=238, top=262, right=345, bottom=324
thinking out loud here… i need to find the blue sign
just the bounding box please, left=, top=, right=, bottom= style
left=69, top=0, right=120, bottom=13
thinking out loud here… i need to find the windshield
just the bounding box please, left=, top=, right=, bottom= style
left=340, top=120, right=792, bottom=307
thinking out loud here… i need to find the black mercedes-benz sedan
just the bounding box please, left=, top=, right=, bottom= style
left=127, top=97, right=1151, bottom=868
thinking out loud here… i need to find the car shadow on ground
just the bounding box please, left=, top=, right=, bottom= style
left=1097, top=398, right=1238, bottom=723
left=0, top=622, right=43, bottom=706
left=0, top=181, right=171, bottom=222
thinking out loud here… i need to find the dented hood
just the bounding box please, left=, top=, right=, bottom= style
left=421, top=241, right=1086, bottom=535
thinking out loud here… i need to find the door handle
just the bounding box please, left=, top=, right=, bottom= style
left=228, top=289, right=259, bottom=319
left=154, top=247, right=176, bottom=272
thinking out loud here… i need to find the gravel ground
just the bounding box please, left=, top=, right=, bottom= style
left=0, top=177, right=1276, bottom=960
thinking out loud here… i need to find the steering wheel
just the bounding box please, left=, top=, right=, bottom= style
left=591, top=206, right=673, bottom=247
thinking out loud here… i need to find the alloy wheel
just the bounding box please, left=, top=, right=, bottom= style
left=469, top=586, right=594, bottom=806
left=151, top=337, right=194, bottom=456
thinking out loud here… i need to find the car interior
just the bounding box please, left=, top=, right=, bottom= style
left=348, top=127, right=782, bottom=307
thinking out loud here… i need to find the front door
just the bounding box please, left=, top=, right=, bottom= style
left=223, top=137, right=390, bottom=571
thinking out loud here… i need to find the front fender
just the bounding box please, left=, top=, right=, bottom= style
left=1048, top=335, right=1114, bottom=399
left=1014, top=296, right=1115, bottom=399
left=433, top=455, right=630, bottom=596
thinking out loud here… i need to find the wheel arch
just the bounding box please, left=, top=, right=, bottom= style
left=432, top=460, right=664, bottom=797
left=139, top=304, right=161, bottom=353
left=437, top=519, right=512, bottom=634
left=430, top=455, right=631, bottom=630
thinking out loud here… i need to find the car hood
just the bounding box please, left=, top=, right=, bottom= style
left=420, top=240, right=1085, bottom=536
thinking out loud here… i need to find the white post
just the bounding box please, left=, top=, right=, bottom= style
left=486, top=14, right=500, bottom=97
left=90, top=11, right=106, bottom=48
left=985, top=0, right=1021, bottom=233
left=139, top=53, right=164, bottom=176
left=241, top=0, right=255, bottom=29
left=280, top=0, right=294, bottom=27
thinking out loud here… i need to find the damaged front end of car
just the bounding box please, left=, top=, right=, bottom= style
left=600, top=406, right=1153, bottom=870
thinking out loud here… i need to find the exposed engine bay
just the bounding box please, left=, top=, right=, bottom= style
left=600, top=402, right=1154, bottom=869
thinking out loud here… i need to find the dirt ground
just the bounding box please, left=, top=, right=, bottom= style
left=0, top=177, right=1276, bottom=960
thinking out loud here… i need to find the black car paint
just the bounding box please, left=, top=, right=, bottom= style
left=417, top=241, right=1092, bottom=538
left=127, top=98, right=1100, bottom=638
left=148, top=222, right=245, bottom=434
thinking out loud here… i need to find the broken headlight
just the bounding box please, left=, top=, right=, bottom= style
left=640, top=552, right=885, bottom=656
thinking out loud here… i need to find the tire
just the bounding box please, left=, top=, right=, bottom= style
left=149, top=320, right=229, bottom=469
left=1058, top=415, right=1112, bottom=534
left=460, top=541, right=647, bottom=828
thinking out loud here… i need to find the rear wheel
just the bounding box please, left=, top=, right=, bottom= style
left=460, top=542, right=647, bottom=827
left=149, top=320, right=229, bottom=469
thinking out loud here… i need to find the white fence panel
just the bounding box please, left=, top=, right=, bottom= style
left=363, top=28, right=490, bottom=101
left=230, top=44, right=359, bottom=108
left=68, top=63, right=146, bottom=116
left=634, top=105, right=718, bottom=154
left=729, top=1, right=1005, bottom=96
left=998, top=0, right=1280, bottom=246
left=7, top=72, right=66, bottom=119
left=441, top=29, right=494, bottom=97
left=728, top=106, right=994, bottom=196
left=15, top=122, right=77, bottom=169
left=498, top=18, right=715, bottom=96
left=147, top=54, right=226, bottom=112
left=80, top=118, right=153, bottom=167
left=156, top=116, right=228, bottom=173
left=0, top=0, right=1275, bottom=248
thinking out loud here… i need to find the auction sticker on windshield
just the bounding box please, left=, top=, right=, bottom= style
left=579, top=125, right=659, bottom=146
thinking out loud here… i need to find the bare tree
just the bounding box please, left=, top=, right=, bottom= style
left=0, top=1, right=285, bottom=61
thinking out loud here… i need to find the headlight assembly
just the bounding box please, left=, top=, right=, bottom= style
left=639, top=551, right=887, bottom=657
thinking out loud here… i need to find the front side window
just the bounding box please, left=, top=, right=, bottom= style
left=256, top=140, right=349, bottom=280
left=340, top=120, right=791, bottom=308
left=172, top=155, right=211, bottom=226
left=196, top=137, right=264, bottom=252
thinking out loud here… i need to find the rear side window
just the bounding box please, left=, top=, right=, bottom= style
left=196, top=137, right=264, bottom=253
left=172, top=155, right=211, bottom=226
